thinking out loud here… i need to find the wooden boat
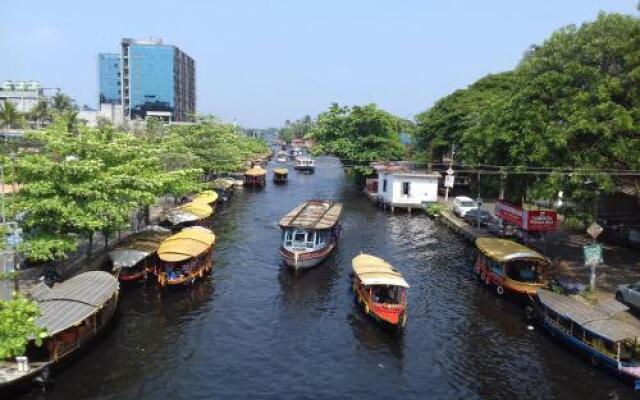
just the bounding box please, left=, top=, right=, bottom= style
left=211, top=178, right=234, bottom=202
left=228, top=173, right=245, bottom=187
left=276, top=155, right=288, bottom=163
left=278, top=200, right=342, bottom=271
left=193, top=190, right=219, bottom=209
left=273, top=168, right=288, bottom=184
left=534, top=289, right=640, bottom=385
left=244, top=166, right=267, bottom=188
left=161, top=201, right=213, bottom=231
left=0, top=272, right=119, bottom=397
left=351, top=254, right=409, bottom=329
left=473, top=238, right=549, bottom=297
left=108, top=225, right=171, bottom=283
left=154, top=226, right=216, bottom=287
left=294, top=156, right=315, bottom=173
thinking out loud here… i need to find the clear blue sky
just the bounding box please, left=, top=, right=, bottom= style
left=1, top=1, right=637, bottom=127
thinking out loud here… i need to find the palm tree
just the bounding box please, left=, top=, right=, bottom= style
left=29, top=98, right=51, bottom=128
left=51, top=92, right=74, bottom=114
left=0, top=101, right=21, bottom=132
left=60, top=109, right=80, bottom=133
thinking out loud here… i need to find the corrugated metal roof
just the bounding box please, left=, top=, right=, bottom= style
left=279, top=201, right=342, bottom=230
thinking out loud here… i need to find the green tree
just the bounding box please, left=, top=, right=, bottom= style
left=28, top=98, right=51, bottom=128
left=50, top=92, right=75, bottom=114
left=279, top=115, right=315, bottom=142
left=0, top=295, right=47, bottom=359
left=0, top=101, right=22, bottom=131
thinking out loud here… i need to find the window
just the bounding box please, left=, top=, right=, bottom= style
left=402, top=182, right=410, bottom=196
left=382, top=179, right=387, bottom=192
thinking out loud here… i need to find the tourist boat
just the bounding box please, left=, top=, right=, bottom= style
left=211, top=178, right=234, bottom=202
left=473, top=238, right=549, bottom=298
left=276, top=153, right=288, bottom=163
left=294, top=157, right=315, bottom=173
left=108, top=225, right=171, bottom=283
left=244, top=165, right=267, bottom=188
left=154, top=226, right=216, bottom=287
left=278, top=200, right=342, bottom=270
left=0, top=271, right=119, bottom=397
left=534, top=289, right=640, bottom=385
left=351, top=254, right=409, bottom=329
left=289, top=147, right=303, bottom=158
left=161, top=201, right=213, bottom=231
left=193, top=190, right=219, bottom=209
left=273, top=168, right=288, bottom=184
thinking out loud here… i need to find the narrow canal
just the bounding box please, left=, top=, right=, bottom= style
left=24, top=156, right=637, bottom=400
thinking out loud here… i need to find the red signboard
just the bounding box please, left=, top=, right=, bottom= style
left=495, top=200, right=557, bottom=232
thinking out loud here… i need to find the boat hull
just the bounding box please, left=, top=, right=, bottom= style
left=280, top=243, right=335, bottom=271
left=294, top=166, right=315, bottom=173
left=352, top=279, right=407, bottom=329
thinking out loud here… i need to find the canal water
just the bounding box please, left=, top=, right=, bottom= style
left=23, top=156, right=637, bottom=400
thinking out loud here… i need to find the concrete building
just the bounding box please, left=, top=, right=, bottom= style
left=367, top=162, right=440, bottom=213
left=97, top=38, right=195, bottom=123
left=0, top=81, right=45, bottom=113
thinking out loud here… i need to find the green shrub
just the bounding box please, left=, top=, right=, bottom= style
left=425, top=203, right=446, bottom=217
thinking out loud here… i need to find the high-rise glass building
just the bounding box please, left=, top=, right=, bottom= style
left=97, top=38, right=195, bottom=121
left=98, top=53, right=121, bottom=104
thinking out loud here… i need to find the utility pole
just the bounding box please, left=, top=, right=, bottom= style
left=444, top=145, right=455, bottom=203
left=1, top=162, right=5, bottom=225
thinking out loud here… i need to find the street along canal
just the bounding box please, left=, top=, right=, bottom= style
left=23, top=156, right=638, bottom=400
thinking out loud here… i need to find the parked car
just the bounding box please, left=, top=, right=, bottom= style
left=452, top=196, right=478, bottom=218
left=463, top=209, right=494, bottom=226
left=616, top=282, right=640, bottom=310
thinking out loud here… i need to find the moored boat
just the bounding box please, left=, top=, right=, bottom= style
left=108, top=225, right=171, bottom=283
left=276, top=155, right=288, bottom=163
left=211, top=178, right=235, bottom=202
left=474, top=238, right=549, bottom=298
left=193, top=190, right=219, bottom=209
left=273, top=168, right=288, bottom=184
left=0, top=272, right=119, bottom=397
left=161, top=201, right=214, bottom=231
left=351, top=254, right=409, bottom=329
left=534, top=289, right=640, bottom=385
left=278, top=200, right=342, bottom=270
left=289, top=147, right=303, bottom=159
left=154, top=226, right=216, bottom=287
left=294, top=156, right=315, bottom=173
left=244, top=166, right=267, bottom=188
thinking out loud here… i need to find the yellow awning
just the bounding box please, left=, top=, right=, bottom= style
left=193, top=190, right=219, bottom=205
left=273, top=168, right=288, bottom=175
left=178, top=201, right=213, bottom=219
left=352, top=254, right=409, bottom=288
left=244, top=166, right=266, bottom=177
left=158, top=226, right=216, bottom=262
left=476, top=238, right=547, bottom=263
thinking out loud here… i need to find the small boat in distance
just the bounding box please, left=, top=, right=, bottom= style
left=244, top=165, right=267, bottom=188
left=474, top=238, right=549, bottom=298
left=108, top=225, right=171, bottom=283
left=273, top=168, right=288, bottom=184
left=534, top=289, right=640, bottom=385
left=352, top=254, right=409, bottom=329
left=294, top=157, right=315, bottom=173
left=278, top=200, right=342, bottom=271
left=154, top=226, right=216, bottom=287
left=276, top=154, right=288, bottom=163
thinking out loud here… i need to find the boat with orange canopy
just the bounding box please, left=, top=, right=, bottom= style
left=154, top=226, right=216, bottom=287
left=351, top=253, right=409, bottom=329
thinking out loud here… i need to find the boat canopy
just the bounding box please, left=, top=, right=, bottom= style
left=538, top=289, right=640, bottom=342
left=352, top=254, right=409, bottom=288
left=279, top=201, right=342, bottom=230
left=476, top=238, right=547, bottom=263
left=273, top=168, right=288, bottom=175
left=30, top=271, right=118, bottom=337
left=212, top=178, right=234, bottom=190
left=157, top=226, right=216, bottom=262
left=165, top=202, right=213, bottom=225
left=108, top=226, right=171, bottom=269
left=244, top=166, right=267, bottom=177
left=193, top=190, right=219, bottom=204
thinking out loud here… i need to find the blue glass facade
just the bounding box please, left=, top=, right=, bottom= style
left=128, top=44, right=175, bottom=119
left=98, top=53, right=121, bottom=104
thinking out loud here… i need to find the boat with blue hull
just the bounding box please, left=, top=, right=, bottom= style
left=534, top=289, right=640, bottom=385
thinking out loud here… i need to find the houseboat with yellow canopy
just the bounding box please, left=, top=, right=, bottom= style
left=474, top=238, right=549, bottom=297
left=273, top=168, right=288, bottom=184
left=278, top=200, right=342, bottom=270
left=244, top=165, right=267, bottom=188
left=108, top=225, right=171, bottom=283
left=193, top=190, right=219, bottom=209
left=352, top=254, right=409, bottom=329
left=1, top=272, right=119, bottom=397
left=154, top=226, right=216, bottom=287
left=161, top=201, right=213, bottom=231
left=534, top=288, right=640, bottom=385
